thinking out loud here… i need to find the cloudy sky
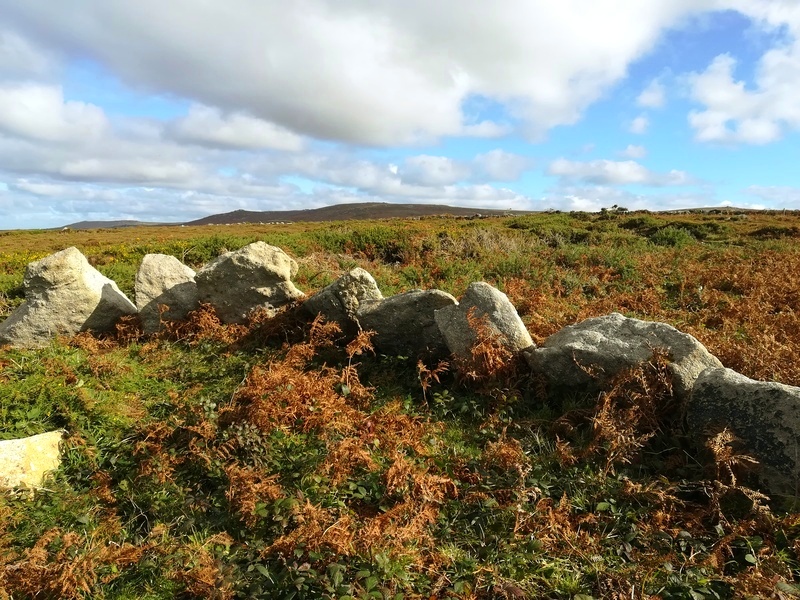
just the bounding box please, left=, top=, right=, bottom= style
left=0, top=1, right=799, bottom=229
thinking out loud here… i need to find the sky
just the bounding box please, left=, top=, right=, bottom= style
left=0, top=1, right=799, bottom=229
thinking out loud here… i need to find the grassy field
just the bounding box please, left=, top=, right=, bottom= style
left=1, top=209, right=800, bottom=598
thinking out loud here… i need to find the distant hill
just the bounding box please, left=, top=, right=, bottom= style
left=59, top=203, right=779, bottom=231
left=56, top=203, right=529, bottom=230
left=62, top=219, right=166, bottom=230
left=183, top=202, right=528, bottom=225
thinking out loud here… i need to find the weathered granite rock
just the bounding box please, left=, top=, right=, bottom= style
left=357, top=289, right=457, bottom=356
left=688, top=367, right=800, bottom=497
left=0, top=247, right=137, bottom=348
left=195, top=242, right=304, bottom=324
left=135, top=254, right=199, bottom=333
left=434, top=282, right=533, bottom=360
left=302, top=268, right=383, bottom=335
left=525, top=312, right=721, bottom=399
left=0, top=431, right=63, bottom=489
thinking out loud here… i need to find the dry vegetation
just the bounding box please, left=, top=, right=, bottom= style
left=2, top=209, right=800, bottom=598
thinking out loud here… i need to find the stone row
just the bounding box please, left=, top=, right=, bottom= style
left=1, top=243, right=799, bottom=498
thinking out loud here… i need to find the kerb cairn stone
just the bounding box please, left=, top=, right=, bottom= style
left=135, top=254, right=199, bottom=333
left=525, top=312, right=722, bottom=400
left=195, top=242, right=304, bottom=324
left=434, top=282, right=534, bottom=360
left=0, top=247, right=137, bottom=348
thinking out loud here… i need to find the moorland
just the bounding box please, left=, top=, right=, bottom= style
left=1, top=208, right=800, bottom=598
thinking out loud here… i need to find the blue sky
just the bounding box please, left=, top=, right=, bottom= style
left=0, top=1, right=799, bottom=229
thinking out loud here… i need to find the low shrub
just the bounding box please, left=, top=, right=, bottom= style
left=649, top=225, right=696, bottom=247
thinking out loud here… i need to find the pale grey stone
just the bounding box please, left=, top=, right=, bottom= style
left=135, top=254, right=199, bottom=334
left=195, top=242, right=304, bottom=324
left=525, top=312, right=721, bottom=399
left=0, top=430, right=63, bottom=490
left=688, top=367, right=800, bottom=497
left=434, top=282, right=533, bottom=360
left=357, top=289, right=457, bottom=356
left=0, top=247, right=137, bottom=348
left=303, top=268, right=383, bottom=335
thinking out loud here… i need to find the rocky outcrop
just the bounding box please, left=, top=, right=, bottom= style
left=0, top=430, right=63, bottom=490
left=525, top=312, right=721, bottom=400
left=688, top=367, right=800, bottom=497
left=195, top=241, right=304, bottom=324
left=357, top=289, right=457, bottom=356
left=302, top=268, right=383, bottom=335
left=0, top=247, right=137, bottom=348
left=135, top=254, right=199, bottom=333
left=434, top=282, right=533, bottom=360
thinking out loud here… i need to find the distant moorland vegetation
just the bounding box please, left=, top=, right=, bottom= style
left=2, top=209, right=800, bottom=598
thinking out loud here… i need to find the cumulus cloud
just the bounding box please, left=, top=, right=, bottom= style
left=168, top=104, right=305, bottom=151
left=400, top=155, right=470, bottom=186
left=629, top=115, right=650, bottom=134
left=542, top=185, right=643, bottom=212
left=10, top=179, right=71, bottom=196
left=59, top=158, right=202, bottom=185
left=747, top=185, right=800, bottom=207
left=723, top=0, right=800, bottom=34
left=473, top=149, right=531, bottom=181
left=547, top=158, right=692, bottom=186
left=0, top=83, right=108, bottom=143
left=619, top=144, right=647, bottom=159
left=637, top=79, right=666, bottom=108
left=0, top=29, right=55, bottom=79
left=688, top=50, right=800, bottom=144
left=0, top=0, right=718, bottom=145
left=285, top=153, right=526, bottom=204
left=542, top=185, right=717, bottom=213
left=686, top=1, right=800, bottom=144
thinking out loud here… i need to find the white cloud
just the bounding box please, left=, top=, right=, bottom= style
left=0, top=29, right=55, bottom=79
left=0, top=0, right=717, bottom=145
left=10, top=179, right=70, bottom=196
left=688, top=49, right=800, bottom=144
left=168, top=104, right=305, bottom=151
left=619, top=144, right=647, bottom=159
left=542, top=185, right=717, bottom=212
left=747, top=185, right=800, bottom=207
left=629, top=115, right=650, bottom=134
left=637, top=79, right=666, bottom=108
left=381, top=150, right=529, bottom=188
left=722, top=0, right=800, bottom=34
left=59, top=158, right=202, bottom=184
left=461, top=121, right=511, bottom=138
left=548, top=158, right=692, bottom=186
left=0, top=83, right=108, bottom=142
left=473, top=149, right=531, bottom=181
left=686, top=2, right=800, bottom=145
left=543, top=186, right=642, bottom=212
left=400, top=155, right=470, bottom=186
